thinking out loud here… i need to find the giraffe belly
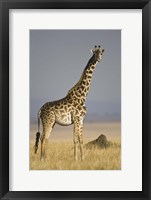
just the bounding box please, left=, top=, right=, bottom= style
left=55, top=113, right=73, bottom=126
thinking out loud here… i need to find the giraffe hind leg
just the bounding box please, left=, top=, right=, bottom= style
left=41, top=112, right=55, bottom=161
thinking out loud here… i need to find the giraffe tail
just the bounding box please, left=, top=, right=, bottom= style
left=34, top=110, right=41, bottom=154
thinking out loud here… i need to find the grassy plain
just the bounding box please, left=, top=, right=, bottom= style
left=30, top=122, right=121, bottom=170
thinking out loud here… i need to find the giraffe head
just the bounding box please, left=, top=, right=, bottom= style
left=91, top=45, right=104, bottom=62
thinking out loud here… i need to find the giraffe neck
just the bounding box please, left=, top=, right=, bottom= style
left=67, top=55, right=98, bottom=103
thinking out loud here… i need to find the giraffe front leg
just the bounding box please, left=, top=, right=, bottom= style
left=79, top=125, right=84, bottom=161
left=74, top=134, right=79, bottom=161
left=74, top=117, right=84, bottom=161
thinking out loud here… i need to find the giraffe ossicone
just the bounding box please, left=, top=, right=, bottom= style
left=34, top=46, right=104, bottom=161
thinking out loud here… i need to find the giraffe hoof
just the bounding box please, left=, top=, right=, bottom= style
left=40, top=157, right=45, bottom=162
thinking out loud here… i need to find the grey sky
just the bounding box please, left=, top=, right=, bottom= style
left=30, top=30, right=121, bottom=122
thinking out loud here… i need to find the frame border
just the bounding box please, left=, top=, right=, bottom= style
left=0, top=0, right=151, bottom=199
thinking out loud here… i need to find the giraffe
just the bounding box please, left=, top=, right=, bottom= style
left=34, top=45, right=104, bottom=161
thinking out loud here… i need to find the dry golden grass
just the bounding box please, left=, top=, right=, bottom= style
left=30, top=138, right=121, bottom=170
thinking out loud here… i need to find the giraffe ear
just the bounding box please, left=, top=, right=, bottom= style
left=91, top=49, right=94, bottom=53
